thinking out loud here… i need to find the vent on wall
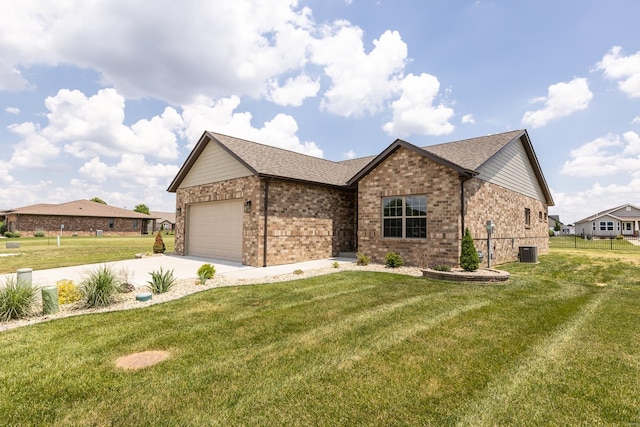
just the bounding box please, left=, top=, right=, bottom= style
left=519, top=246, right=538, bottom=263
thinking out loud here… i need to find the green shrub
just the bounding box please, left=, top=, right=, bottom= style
left=197, top=264, right=216, bottom=284
left=356, top=252, right=370, bottom=266
left=4, top=231, right=21, bottom=238
left=33, top=230, right=45, bottom=237
left=548, top=229, right=555, bottom=237
left=385, top=251, right=404, bottom=268
left=615, top=235, right=624, bottom=240
left=147, top=267, right=176, bottom=294
left=460, top=227, right=479, bottom=272
left=56, top=279, right=83, bottom=305
left=80, top=265, right=122, bottom=307
left=152, top=231, right=166, bottom=254
left=293, top=269, right=304, bottom=275
left=332, top=261, right=340, bottom=269
left=433, top=264, right=452, bottom=272
left=0, top=221, right=6, bottom=235
left=0, top=276, right=37, bottom=321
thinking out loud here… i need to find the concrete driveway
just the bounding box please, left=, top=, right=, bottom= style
left=24, top=254, right=354, bottom=288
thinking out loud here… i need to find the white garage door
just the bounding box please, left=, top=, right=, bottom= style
left=186, top=199, right=243, bottom=262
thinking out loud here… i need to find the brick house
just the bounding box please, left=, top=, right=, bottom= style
left=168, top=129, right=553, bottom=267
left=1, top=199, right=156, bottom=236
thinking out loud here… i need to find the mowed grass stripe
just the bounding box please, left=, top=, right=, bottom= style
left=456, top=292, right=607, bottom=426
left=229, top=284, right=378, bottom=322
left=231, top=294, right=431, bottom=366
left=292, top=300, right=490, bottom=380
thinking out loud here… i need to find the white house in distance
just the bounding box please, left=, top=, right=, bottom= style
left=574, top=204, right=640, bottom=238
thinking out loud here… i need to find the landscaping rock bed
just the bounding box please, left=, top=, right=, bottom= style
left=422, top=267, right=510, bottom=283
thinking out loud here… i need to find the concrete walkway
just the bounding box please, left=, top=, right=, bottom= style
left=24, top=254, right=356, bottom=288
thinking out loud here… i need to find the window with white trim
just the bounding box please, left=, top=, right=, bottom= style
left=383, top=196, right=427, bottom=239
left=599, top=221, right=614, bottom=231
left=525, top=208, right=531, bottom=227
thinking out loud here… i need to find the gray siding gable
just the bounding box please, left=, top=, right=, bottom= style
left=476, top=138, right=546, bottom=202
left=610, top=205, right=640, bottom=218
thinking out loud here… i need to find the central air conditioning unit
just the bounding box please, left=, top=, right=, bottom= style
left=519, top=246, right=538, bottom=263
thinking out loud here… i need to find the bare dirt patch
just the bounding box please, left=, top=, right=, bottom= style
left=115, top=350, right=171, bottom=370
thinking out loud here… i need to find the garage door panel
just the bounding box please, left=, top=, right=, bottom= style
left=187, top=200, right=243, bottom=262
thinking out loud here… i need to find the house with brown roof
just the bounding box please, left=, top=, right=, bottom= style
left=1, top=200, right=156, bottom=237
left=168, top=129, right=553, bottom=267
left=150, top=211, right=176, bottom=232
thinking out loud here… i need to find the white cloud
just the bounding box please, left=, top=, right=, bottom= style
left=461, top=114, right=475, bottom=124
left=521, top=77, right=593, bottom=128
left=79, top=157, right=110, bottom=183
left=5, top=107, right=20, bottom=114
left=265, top=74, right=320, bottom=107
left=312, top=25, right=407, bottom=117
left=8, top=122, right=60, bottom=167
left=596, top=46, right=640, bottom=98
left=382, top=73, right=455, bottom=137
left=552, top=177, right=640, bottom=224
left=632, top=116, right=640, bottom=124
left=343, top=150, right=356, bottom=159
left=181, top=96, right=322, bottom=157
left=0, top=160, right=14, bottom=185
left=560, top=132, right=640, bottom=177
left=0, top=1, right=315, bottom=103
left=9, top=88, right=182, bottom=164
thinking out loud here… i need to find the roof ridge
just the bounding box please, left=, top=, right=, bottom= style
left=421, top=129, right=524, bottom=149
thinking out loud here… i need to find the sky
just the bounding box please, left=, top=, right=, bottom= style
left=1, top=0, right=640, bottom=224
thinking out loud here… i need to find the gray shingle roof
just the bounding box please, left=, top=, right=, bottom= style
left=210, top=133, right=357, bottom=186
left=422, top=130, right=524, bottom=170
left=169, top=129, right=550, bottom=207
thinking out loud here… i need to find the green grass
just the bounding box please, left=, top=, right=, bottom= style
left=0, top=248, right=639, bottom=425
left=0, top=235, right=175, bottom=274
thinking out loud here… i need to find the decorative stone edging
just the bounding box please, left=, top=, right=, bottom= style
left=422, top=268, right=510, bottom=283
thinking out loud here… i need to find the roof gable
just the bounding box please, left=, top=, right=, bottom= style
left=347, top=139, right=478, bottom=185
left=169, top=132, right=366, bottom=191
left=169, top=130, right=553, bottom=207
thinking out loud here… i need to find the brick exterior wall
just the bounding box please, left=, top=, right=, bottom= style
left=174, top=176, right=262, bottom=265
left=263, top=180, right=356, bottom=265
left=5, top=214, right=151, bottom=237
left=174, top=176, right=356, bottom=267
left=357, top=147, right=462, bottom=267
left=464, top=178, right=549, bottom=265
left=356, top=147, right=550, bottom=268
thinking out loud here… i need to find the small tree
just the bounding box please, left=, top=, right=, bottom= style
left=460, top=227, right=479, bottom=272
left=90, top=197, right=107, bottom=204
left=554, top=221, right=561, bottom=232
left=134, top=204, right=150, bottom=215
left=153, top=231, right=166, bottom=254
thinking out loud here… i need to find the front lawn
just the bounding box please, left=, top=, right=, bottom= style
left=1, top=249, right=639, bottom=425
left=0, top=235, right=175, bottom=275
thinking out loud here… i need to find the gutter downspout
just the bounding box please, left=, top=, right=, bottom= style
left=460, top=176, right=468, bottom=238
left=263, top=179, right=270, bottom=267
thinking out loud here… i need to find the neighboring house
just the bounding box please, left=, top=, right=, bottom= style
left=548, top=214, right=563, bottom=231
left=168, top=129, right=553, bottom=267
left=150, top=211, right=176, bottom=231
left=575, top=204, right=640, bottom=238
left=0, top=199, right=156, bottom=236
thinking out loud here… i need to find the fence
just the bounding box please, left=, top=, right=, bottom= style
left=550, top=234, right=640, bottom=251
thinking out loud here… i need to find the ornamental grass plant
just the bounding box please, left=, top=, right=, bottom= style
left=0, top=276, right=37, bottom=321
left=80, top=265, right=122, bottom=308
